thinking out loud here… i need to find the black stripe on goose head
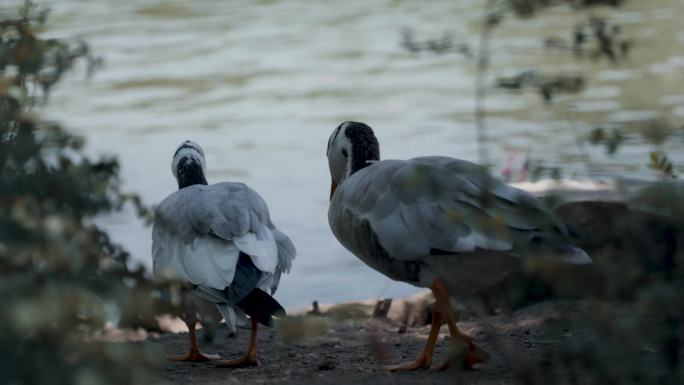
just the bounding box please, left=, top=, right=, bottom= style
left=343, top=121, right=380, bottom=175
left=173, top=141, right=204, bottom=158
left=326, top=124, right=343, bottom=156
left=172, top=140, right=208, bottom=189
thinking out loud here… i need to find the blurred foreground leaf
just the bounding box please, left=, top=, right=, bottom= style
left=0, top=3, right=172, bottom=384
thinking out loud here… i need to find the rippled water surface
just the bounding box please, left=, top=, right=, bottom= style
left=25, top=0, right=684, bottom=308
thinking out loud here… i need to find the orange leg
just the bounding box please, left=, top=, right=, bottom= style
left=383, top=278, right=489, bottom=372
left=215, top=318, right=260, bottom=368
left=167, top=321, right=219, bottom=362
left=431, top=279, right=489, bottom=371
left=386, top=309, right=444, bottom=372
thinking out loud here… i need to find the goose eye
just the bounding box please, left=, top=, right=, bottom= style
left=341, top=149, right=348, bottom=158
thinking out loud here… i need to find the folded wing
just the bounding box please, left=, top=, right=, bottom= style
left=152, top=182, right=296, bottom=293
left=334, top=157, right=588, bottom=264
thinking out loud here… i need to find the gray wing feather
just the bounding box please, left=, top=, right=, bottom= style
left=268, top=228, right=296, bottom=294
left=153, top=180, right=296, bottom=290
left=333, top=157, right=585, bottom=263
left=155, top=182, right=271, bottom=244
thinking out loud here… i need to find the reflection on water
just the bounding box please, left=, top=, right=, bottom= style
left=27, top=0, right=684, bottom=308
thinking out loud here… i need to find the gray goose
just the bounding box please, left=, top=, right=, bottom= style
left=326, top=122, right=590, bottom=371
left=153, top=141, right=295, bottom=367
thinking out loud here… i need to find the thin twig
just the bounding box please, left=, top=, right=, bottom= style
left=556, top=103, right=597, bottom=177
left=475, top=1, right=499, bottom=209
left=475, top=1, right=495, bottom=168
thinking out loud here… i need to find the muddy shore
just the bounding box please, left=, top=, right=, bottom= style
left=126, top=295, right=597, bottom=385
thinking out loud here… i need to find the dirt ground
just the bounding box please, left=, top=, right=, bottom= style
left=129, top=298, right=597, bottom=385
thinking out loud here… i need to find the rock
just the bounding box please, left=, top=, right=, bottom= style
left=317, top=361, right=336, bottom=371
left=372, top=298, right=392, bottom=319
left=309, top=301, right=322, bottom=315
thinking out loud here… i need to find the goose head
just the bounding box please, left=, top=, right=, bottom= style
left=172, top=140, right=208, bottom=189
left=326, top=121, right=380, bottom=201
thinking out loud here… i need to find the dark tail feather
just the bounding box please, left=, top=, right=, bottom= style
left=564, top=223, right=581, bottom=239
left=235, top=288, right=286, bottom=327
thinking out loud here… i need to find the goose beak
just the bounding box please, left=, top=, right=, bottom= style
left=330, top=180, right=337, bottom=201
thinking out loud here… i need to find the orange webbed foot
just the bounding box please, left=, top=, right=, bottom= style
left=214, top=353, right=259, bottom=368
left=167, top=351, right=220, bottom=362
left=385, top=353, right=432, bottom=372
left=433, top=341, right=489, bottom=371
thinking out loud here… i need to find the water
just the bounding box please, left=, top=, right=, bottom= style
left=22, top=0, right=684, bottom=309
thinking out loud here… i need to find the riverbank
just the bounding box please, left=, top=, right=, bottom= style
left=126, top=294, right=597, bottom=385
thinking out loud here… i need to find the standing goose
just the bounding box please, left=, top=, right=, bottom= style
left=326, top=122, right=590, bottom=371
left=153, top=141, right=295, bottom=367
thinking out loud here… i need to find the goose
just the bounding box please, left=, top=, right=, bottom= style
left=153, top=141, right=295, bottom=367
left=326, top=122, right=591, bottom=371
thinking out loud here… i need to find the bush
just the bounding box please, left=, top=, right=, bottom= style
left=1, top=3, right=171, bottom=384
